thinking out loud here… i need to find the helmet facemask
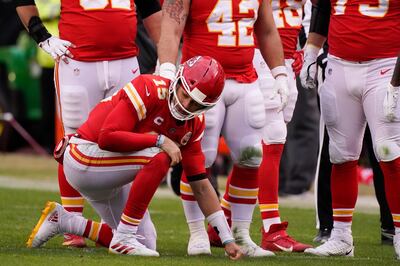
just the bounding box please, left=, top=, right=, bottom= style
left=168, top=66, right=215, bottom=121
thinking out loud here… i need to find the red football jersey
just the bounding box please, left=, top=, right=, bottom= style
left=255, top=0, right=305, bottom=59
left=181, top=0, right=262, bottom=83
left=328, top=0, right=400, bottom=61
left=77, top=75, right=206, bottom=176
left=59, top=0, right=138, bottom=61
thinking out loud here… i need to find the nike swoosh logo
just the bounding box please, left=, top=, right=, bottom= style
left=273, top=243, right=293, bottom=252
left=380, top=69, right=391, bottom=75
left=345, top=248, right=353, bottom=256
left=132, top=68, right=139, bottom=74
left=145, top=85, right=150, bottom=97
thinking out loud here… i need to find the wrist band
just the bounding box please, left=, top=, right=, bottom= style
left=28, top=16, right=51, bottom=44
left=271, top=66, right=288, bottom=78
left=156, top=134, right=165, bottom=148
left=207, top=210, right=234, bottom=245
left=159, top=62, right=177, bottom=80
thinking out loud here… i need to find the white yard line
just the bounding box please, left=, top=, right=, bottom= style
left=0, top=175, right=379, bottom=213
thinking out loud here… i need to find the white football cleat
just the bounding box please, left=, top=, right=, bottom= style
left=187, top=233, right=211, bottom=255
left=304, top=229, right=354, bottom=257
left=109, top=232, right=160, bottom=257
left=27, top=201, right=64, bottom=248
left=234, top=228, right=275, bottom=257
left=394, top=233, right=400, bottom=260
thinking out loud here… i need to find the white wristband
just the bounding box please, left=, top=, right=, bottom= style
left=206, top=210, right=234, bottom=245
left=271, top=66, right=287, bottom=79
left=159, top=62, right=177, bottom=81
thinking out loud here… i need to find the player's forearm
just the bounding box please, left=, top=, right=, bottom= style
left=257, top=30, right=285, bottom=70
left=143, top=11, right=162, bottom=45
left=391, top=56, right=400, bottom=87
left=157, top=33, right=181, bottom=64
left=16, top=5, right=39, bottom=31
left=97, top=130, right=158, bottom=152
left=189, top=179, right=222, bottom=215
left=305, top=32, right=326, bottom=50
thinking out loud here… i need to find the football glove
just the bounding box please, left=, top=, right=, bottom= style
left=39, top=36, right=74, bottom=62
left=291, top=50, right=304, bottom=76
left=300, top=45, right=320, bottom=90
left=271, top=75, right=289, bottom=112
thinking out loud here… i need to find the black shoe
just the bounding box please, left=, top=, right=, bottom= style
left=313, top=228, right=332, bottom=244
left=381, top=228, right=394, bottom=245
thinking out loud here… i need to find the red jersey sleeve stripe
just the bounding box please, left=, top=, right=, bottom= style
left=123, top=83, right=146, bottom=120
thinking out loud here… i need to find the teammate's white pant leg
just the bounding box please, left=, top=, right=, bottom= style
left=361, top=57, right=400, bottom=162
left=55, top=57, right=140, bottom=134
left=253, top=49, right=297, bottom=144
left=321, top=56, right=366, bottom=164
left=221, top=80, right=264, bottom=166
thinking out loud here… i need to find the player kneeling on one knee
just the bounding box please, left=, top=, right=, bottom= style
left=26, top=56, right=242, bottom=259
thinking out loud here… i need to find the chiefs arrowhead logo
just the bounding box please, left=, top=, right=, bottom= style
left=180, top=132, right=192, bottom=146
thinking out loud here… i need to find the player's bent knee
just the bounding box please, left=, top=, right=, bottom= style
left=375, top=139, right=400, bottom=162
left=329, top=142, right=360, bottom=164
left=262, top=120, right=287, bottom=144
left=60, top=85, right=90, bottom=130
left=237, top=146, right=263, bottom=168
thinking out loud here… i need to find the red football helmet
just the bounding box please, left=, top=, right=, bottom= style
left=168, top=56, right=225, bottom=120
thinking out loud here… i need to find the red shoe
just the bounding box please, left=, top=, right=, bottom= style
left=261, top=222, right=312, bottom=252
left=207, top=224, right=223, bottom=247
left=63, top=233, right=87, bottom=248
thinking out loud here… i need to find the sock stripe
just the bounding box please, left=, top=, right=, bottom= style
left=228, top=184, right=258, bottom=199
left=333, top=209, right=354, bottom=217
left=259, top=203, right=279, bottom=212
left=121, top=213, right=141, bottom=226
left=61, top=197, right=85, bottom=207
left=393, top=214, right=400, bottom=222
left=221, top=198, right=231, bottom=210
left=89, top=221, right=101, bottom=241
left=180, top=181, right=193, bottom=195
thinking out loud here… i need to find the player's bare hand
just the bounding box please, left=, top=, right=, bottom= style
left=160, top=136, right=182, bottom=166
left=39, top=36, right=76, bottom=64
left=224, top=242, right=243, bottom=260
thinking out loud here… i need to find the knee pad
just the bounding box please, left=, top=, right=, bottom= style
left=262, top=120, right=287, bottom=144
left=375, top=139, right=400, bottom=162
left=235, top=136, right=263, bottom=167
left=245, top=89, right=266, bottom=129
left=60, top=85, right=90, bottom=132
left=329, top=141, right=360, bottom=164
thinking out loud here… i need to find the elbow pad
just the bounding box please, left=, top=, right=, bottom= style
left=309, top=3, right=331, bottom=37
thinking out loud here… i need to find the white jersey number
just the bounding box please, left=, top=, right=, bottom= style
left=273, top=0, right=304, bottom=29
left=333, top=0, right=389, bottom=18
left=80, top=0, right=131, bottom=10
left=206, top=0, right=259, bottom=47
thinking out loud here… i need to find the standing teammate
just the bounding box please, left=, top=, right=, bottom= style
left=27, top=56, right=242, bottom=259
left=300, top=0, right=400, bottom=258
left=252, top=0, right=312, bottom=252
left=158, top=0, right=288, bottom=257
left=15, top=0, right=162, bottom=247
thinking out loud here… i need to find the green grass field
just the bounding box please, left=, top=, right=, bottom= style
left=0, top=187, right=398, bottom=266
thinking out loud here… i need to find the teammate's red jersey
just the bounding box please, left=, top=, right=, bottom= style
left=181, top=0, right=262, bottom=83
left=77, top=75, right=206, bottom=176
left=255, top=0, right=305, bottom=59
left=328, top=0, right=400, bottom=61
left=59, top=0, right=138, bottom=61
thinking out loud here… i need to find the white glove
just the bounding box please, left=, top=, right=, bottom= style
left=39, top=36, right=74, bottom=62
left=271, top=75, right=289, bottom=112
left=300, top=45, right=320, bottom=90
left=383, top=83, right=400, bottom=122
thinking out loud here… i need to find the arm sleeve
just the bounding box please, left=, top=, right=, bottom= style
left=14, top=0, right=35, bottom=7
left=309, top=0, right=331, bottom=37
left=98, top=99, right=158, bottom=152
left=181, top=140, right=207, bottom=178
left=135, top=0, right=161, bottom=19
